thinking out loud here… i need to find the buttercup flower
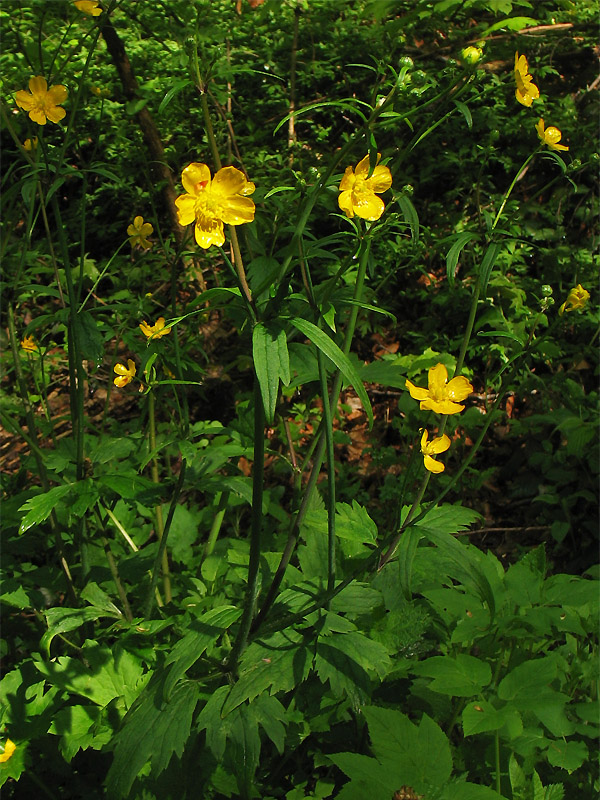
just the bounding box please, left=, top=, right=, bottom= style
left=420, top=429, right=451, bottom=474
left=406, top=363, right=473, bottom=414
left=338, top=153, right=392, bottom=221
left=535, top=119, right=569, bottom=152
left=23, top=137, right=38, bottom=151
left=559, top=284, right=589, bottom=315
left=21, top=335, right=38, bottom=353
left=127, top=216, right=153, bottom=250
left=175, top=162, right=256, bottom=249
left=16, top=76, right=68, bottom=125
left=139, top=317, right=172, bottom=339
left=113, top=359, right=136, bottom=388
left=74, top=0, right=103, bottom=15
left=461, top=46, right=483, bottom=66
left=514, top=52, right=539, bottom=107
left=0, top=739, right=16, bottom=764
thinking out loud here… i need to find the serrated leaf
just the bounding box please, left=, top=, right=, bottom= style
left=105, top=677, right=199, bottom=799
left=546, top=739, right=587, bottom=772
left=163, top=606, right=241, bottom=700
left=18, top=485, right=72, bottom=534
left=253, top=322, right=290, bottom=424
left=75, top=310, right=104, bottom=364
left=222, top=631, right=310, bottom=715
left=289, top=317, right=373, bottom=427
left=412, top=653, right=491, bottom=696
left=498, top=657, right=558, bottom=702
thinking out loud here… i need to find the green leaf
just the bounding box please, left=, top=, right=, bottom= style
left=222, top=630, right=310, bottom=715
left=289, top=317, right=373, bottom=427
left=397, top=526, right=422, bottom=600
left=227, top=703, right=262, bottom=799
left=75, top=310, right=104, bottom=364
left=253, top=322, right=290, bottom=424
left=18, top=485, right=72, bottom=534
left=411, top=654, right=491, bottom=697
left=316, top=631, right=390, bottom=703
left=105, top=677, right=199, bottom=799
left=397, top=194, right=419, bottom=240
left=158, top=79, right=193, bottom=113
left=40, top=607, right=108, bottom=655
left=163, top=606, right=241, bottom=701
left=446, top=232, right=478, bottom=285
left=498, top=657, right=558, bottom=702
left=478, top=330, right=524, bottom=346
left=454, top=99, right=472, bottom=129
left=546, top=739, right=587, bottom=772
left=463, top=701, right=523, bottom=738
left=478, top=241, right=503, bottom=297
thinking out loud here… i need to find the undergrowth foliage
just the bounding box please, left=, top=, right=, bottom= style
left=0, top=1, right=598, bottom=798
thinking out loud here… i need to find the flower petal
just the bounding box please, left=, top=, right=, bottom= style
left=355, top=153, right=380, bottom=178
left=339, top=166, right=356, bottom=192
left=421, top=398, right=466, bottom=414
left=338, top=189, right=355, bottom=217
left=428, top=363, right=449, bottom=396
left=353, top=192, right=385, bottom=221
left=212, top=166, right=249, bottom=197
left=365, top=164, right=392, bottom=193
left=405, top=379, right=430, bottom=402
left=45, top=106, right=66, bottom=124
left=446, top=376, right=473, bottom=402
left=29, top=108, right=48, bottom=125
left=175, top=194, right=196, bottom=226
left=29, top=75, right=48, bottom=94
left=181, top=163, right=211, bottom=195
left=427, top=433, right=451, bottom=454
left=423, top=453, right=445, bottom=473
left=195, top=218, right=224, bottom=249
left=47, top=84, right=68, bottom=104
left=219, top=195, right=256, bottom=225
left=15, top=90, right=35, bottom=111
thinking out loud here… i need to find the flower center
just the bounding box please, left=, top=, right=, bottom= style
left=194, top=184, right=224, bottom=220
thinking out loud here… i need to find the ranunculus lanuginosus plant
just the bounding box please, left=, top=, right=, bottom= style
left=337, top=153, right=392, bottom=220
left=113, top=359, right=136, bottom=388
left=559, top=284, right=590, bottom=315
left=139, top=317, right=172, bottom=340
left=73, top=0, right=103, bottom=15
left=514, top=52, right=539, bottom=107
left=420, top=429, right=451, bottom=474
left=405, top=363, right=473, bottom=414
left=20, top=335, right=38, bottom=353
left=15, top=76, right=68, bottom=125
left=175, top=162, right=255, bottom=249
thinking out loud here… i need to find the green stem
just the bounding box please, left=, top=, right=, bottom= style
left=226, top=377, right=265, bottom=673
left=143, top=462, right=187, bottom=617
left=491, top=150, right=538, bottom=232
left=148, top=391, right=171, bottom=603
left=100, top=535, right=133, bottom=622
left=494, top=730, right=501, bottom=795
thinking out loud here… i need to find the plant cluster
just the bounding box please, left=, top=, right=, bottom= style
left=1, top=1, right=598, bottom=798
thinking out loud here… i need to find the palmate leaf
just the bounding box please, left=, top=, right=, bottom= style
left=105, top=676, right=199, bottom=800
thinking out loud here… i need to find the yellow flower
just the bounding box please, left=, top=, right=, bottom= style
left=338, top=153, right=392, bottom=221
left=535, top=118, right=569, bottom=152
left=15, top=76, right=68, bottom=125
left=420, top=429, right=451, bottom=474
left=405, top=363, right=473, bottom=415
left=113, top=359, right=136, bottom=388
left=0, top=739, right=16, bottom=764
left=514, top=52, right=540, bottom=107
left=461, top=46, right=483, bottom=66
left=559, top=284, right=590, bottom=315
left=74, top=0, right=103, bottom=15
left=139, top=317, right=172, bottom=339
left=175, top=162, right=256, bottom=249
left=23, top=137, right=38, bottom=151
left=21, top=335, right=38, bottom=353
left=127, top=216, right=153, bottom=250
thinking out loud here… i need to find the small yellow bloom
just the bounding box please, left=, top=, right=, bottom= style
left=559, top=284, right=590, bottom=315
left=0, top=739, right=16, bottom=763
left=420, top=429, right=451, bottom=474
left=113, top=359, right=136, bottom=388
left=23, top=137, right=38, bottom=151
left=127, top=216, right=153, bottom=250
left=15, top=76, right=68, bottom=126
left=535, top=118, right=569, bottom=152
left=21, top=335, right=38, bottom=353
left=405, top=363, right=473, bottom=415
left=74, top=0, right=103, bottom=15
left=338, top=153, right=392, bottom=221
left=175, top=163, right=256, bottom=249
left=514, top=52, right=540, bottom=107
left=139, top=317, right=172, bottom=340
